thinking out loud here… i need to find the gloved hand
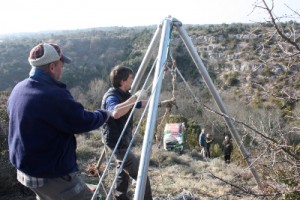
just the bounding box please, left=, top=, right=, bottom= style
left=133, top=89, right=147, bottom=99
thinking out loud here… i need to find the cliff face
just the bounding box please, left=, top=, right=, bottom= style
left=168, top=25, right=300, bottom=109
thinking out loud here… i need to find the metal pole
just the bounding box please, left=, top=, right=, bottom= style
left=131, top=24, right=162, bottom=93
left=173, top=19, right=262, bottom=188
left=134, top=17, right=172, bottom=200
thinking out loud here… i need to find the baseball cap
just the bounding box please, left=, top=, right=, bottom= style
left=28, top=43, right=71, bottom=66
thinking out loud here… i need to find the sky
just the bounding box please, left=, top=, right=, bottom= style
left=0, top=0, right=299, bottom=35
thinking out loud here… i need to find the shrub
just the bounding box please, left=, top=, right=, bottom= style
left=211, top=143, right=222, bottom=157
left=223, top=71, right=240, bottom=86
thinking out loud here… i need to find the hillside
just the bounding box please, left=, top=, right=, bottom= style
left=0, top=23, right=299, bottom=108
left=0, top=133, right=261, bottom=200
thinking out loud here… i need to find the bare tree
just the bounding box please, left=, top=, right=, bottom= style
left=232, top=1, right=300, bottom=197
left=253, top=0, right=300, bottom=54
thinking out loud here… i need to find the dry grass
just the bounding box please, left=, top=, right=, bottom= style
left=78, top=132, right=262, bottom=200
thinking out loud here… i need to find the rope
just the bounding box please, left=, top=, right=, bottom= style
left=167, top=46, right=226, bottom=150
left=170, top=53, right=226, bottom=136
left=155, top=59, right=178, bottom=147
left=173, top=64, right=226, bottom=137
left=154, top=30, right=189, bottom=148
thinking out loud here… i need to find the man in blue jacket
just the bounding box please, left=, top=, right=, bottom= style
left=7, top=42, right=110, bottom=200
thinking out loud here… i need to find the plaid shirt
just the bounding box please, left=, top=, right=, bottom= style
left=17, top=170, right=45, bottom=188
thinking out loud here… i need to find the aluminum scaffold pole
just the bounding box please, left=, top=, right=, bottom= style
left=134, top=17, right=173, bottom=200
left=131, top=24, right=162, bottom=93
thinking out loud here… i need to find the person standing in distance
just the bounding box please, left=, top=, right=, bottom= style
left=199, top=128, right=208, bottom=158
left=222, top=135, right=233, bottom=164
left=205, top=133, right=214, bottom=158
left=101, top=65, right=153, bottom=200
left=7, top=43, right=110, bottom=200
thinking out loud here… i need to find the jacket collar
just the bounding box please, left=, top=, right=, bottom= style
left=29, top=67, right=66, bottom=88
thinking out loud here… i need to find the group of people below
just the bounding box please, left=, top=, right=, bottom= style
left=7, top=43, right=152, bottom=200
left=198, top=129, right=233, bottom=164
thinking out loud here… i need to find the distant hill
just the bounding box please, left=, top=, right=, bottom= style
left=1, top=23, right=299, bottom=110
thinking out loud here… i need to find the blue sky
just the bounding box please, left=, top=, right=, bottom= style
left=0, top=0, right=299, bottom=34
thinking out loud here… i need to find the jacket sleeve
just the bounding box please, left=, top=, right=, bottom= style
left=47, top=89, right=108, bottom=134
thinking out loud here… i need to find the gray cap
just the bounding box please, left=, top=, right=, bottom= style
left=28, top=43, right=71, bottom=66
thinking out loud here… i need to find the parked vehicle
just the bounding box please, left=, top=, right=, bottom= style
left=163, top=123, right=185, bottom=153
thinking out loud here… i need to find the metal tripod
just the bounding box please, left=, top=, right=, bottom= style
left=131, top=16, right=262, bottom=200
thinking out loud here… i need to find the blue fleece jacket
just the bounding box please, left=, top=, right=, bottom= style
left=7, top=68, right=107, bottom=178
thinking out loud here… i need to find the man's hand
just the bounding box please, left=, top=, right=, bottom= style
left=134, top=89, right=147, bottom=99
